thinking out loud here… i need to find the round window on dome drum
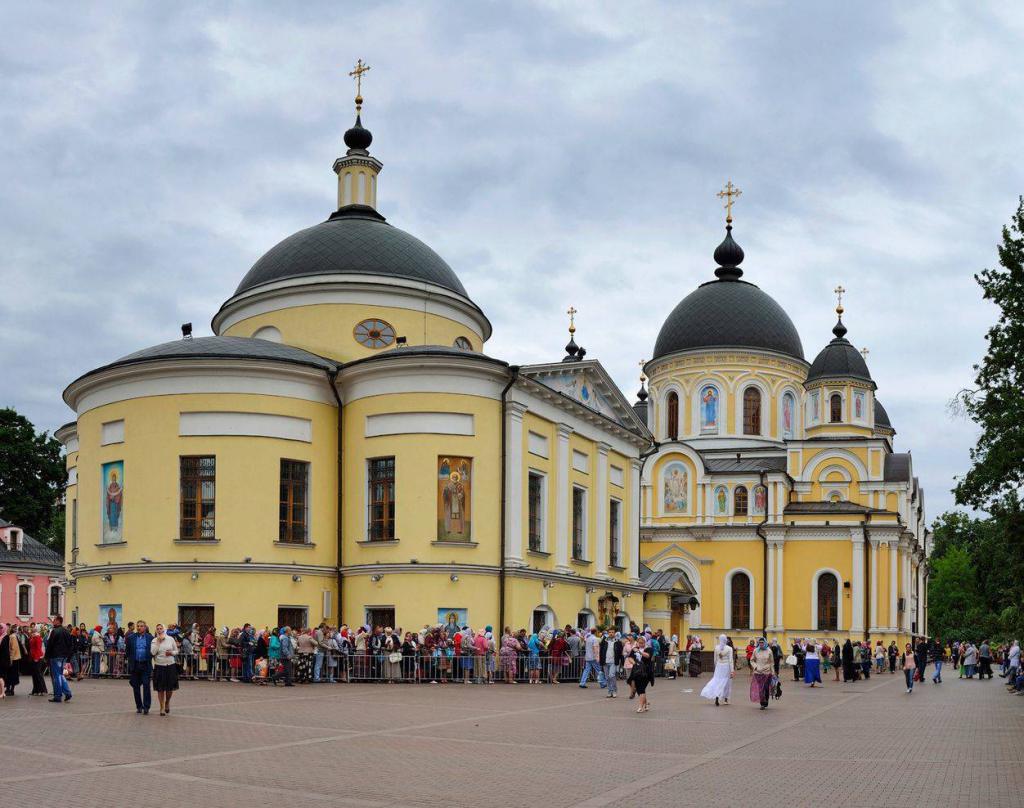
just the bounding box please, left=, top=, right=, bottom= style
left=354, top=319, right=396, bottom=349
left=453, top=336, right=473, bottom=351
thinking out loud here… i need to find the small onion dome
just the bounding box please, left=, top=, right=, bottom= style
left=562, top=335, right=579, bottom=362
left=636, top=383, right=649, bottom=402
left=713, top=224, right=745, bottom=280
left=805, top=316, right=874, bottom=386
left=344, top=114, right=373, bottom=151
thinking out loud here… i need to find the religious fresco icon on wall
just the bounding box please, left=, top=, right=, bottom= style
left=782, top=392, right=795, bottom=438
left=662, top=461, right=688, bottom=514
left=752, top=485, right=767, bottom=515
left=714, top=485, right=728, bottom=515
left=854, top=391, right=865, bottom=420
left=700, top=386, right=719, bottom=432
left=101, top=460, right=124, bottom=543
left=437, top=456, right=472, bottom=541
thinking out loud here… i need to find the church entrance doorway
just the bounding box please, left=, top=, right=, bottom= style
left=178, top=604, right=215, bottom=636
left=277, top=606, right=308, bottom=630
left=365, top=606, right=395, bottom=630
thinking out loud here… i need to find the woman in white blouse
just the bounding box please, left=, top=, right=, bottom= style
left=151, top=623, right=179, bottom=716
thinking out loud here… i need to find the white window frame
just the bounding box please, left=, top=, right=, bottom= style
left=48, top=584, right=64, bottom=618
left=527, top=470, right=548, bottom=553
left=17, top=581, right=34, bottom=619
left=571, top=485, right=588, bottom=562
left=609, top=497, right=623, bottom=567
left=811, top=568, right=844, bottom=632
left=723, top=568, right=755, bottom=631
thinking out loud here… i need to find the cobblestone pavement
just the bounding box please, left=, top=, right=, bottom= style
left=1, top=670, right=1020, bottom=807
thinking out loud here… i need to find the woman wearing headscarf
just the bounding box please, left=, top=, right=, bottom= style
left=841, top=638, right=855, bottom=682
left=28, top=626, right=47, bottom=696
left=547, top=629, right=568, bottom=684
left=665, top=635, right=679, bottom=679
left=687, top=635, right=703, bottom=678
left=803, top=639, right=823, bottom=687
left=749, top=637, right=774, bottom=709
left=499, top=628, right=519, bottom=684
left=151, top=623, right=179, bottom=715
left=90, top=626, right=104, bottom=677
left=295, top=628, right=316, bottom=683
left=383, top=627, right=401, bottom=683
left=630, top=636, right=654, bottom=713
left=831, top=640, right=842, bottom=682
left=700, top=634, right=735, bottom=706
left=527, top=632, right=542, bottom=684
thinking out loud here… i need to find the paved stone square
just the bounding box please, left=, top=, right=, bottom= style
left=1, top=670, right=1020, bottom=807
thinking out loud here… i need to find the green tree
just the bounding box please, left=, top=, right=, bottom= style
left=0, top=407, right=65, bottom=544
left=927, top=546, right=980, bottom=641
left=955, top=197, right=1024, bottom=510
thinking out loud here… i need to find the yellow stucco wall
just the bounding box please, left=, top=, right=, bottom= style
left=223, top=303, right=483, bottom=364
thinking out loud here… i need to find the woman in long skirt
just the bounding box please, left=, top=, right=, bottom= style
left=630, top=638, right=653, bottom=713
left=841, top=639, right=855, bottom=682
left=749, top=637, right=774, bottom=710
left=151, top=624, right=180, bottom=716
left=700, top=635, right=735, bottom=706
left=804, top=639, right=822, bottom=687
left=687, top=635, right=703, bottom=678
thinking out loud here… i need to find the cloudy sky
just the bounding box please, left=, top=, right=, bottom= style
left=1, top=2, right=1021, bottom=518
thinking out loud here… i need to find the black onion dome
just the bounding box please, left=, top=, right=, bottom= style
left=233, top=205, right=469, bottom=298
left=874, top=399, right=892, bottom=428
left=805, top=318, right=874, bottom=385
left=713, top=225, right=745, bottom=279
left=653, top=280, right=805, bottom=361
left=343, top=114, right=373, bottom=151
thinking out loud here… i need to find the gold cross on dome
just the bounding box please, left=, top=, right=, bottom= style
left=834, top=285, right=846, bottom=313
left=717, top=180, right=742, bottom=222
left=567, top=306, right=577, bottom=334
left=639, top=358, right=647, bottom=383
left=349, top=59, right=371, bottom=108
left=861, top=347, right=869, bottom=359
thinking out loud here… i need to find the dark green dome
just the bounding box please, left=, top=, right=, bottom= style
left=234, top=205, right=468, bottom=298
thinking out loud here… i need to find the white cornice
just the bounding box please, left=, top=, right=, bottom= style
left=213, top=275, right=492, bottom=341
left=64, top=359, right=336, bottom=415
left=71, top=561, right=336, bottom=578
left=337, top=353, right=509, bottom=403
left=338, top=562, right=647, bottom=593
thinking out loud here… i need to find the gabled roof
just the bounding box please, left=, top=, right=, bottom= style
left=519, top=359, right=651, bottom=439
left=0, top=517, right=63, bottom=571
left=640, top=563, right=698, bottom=596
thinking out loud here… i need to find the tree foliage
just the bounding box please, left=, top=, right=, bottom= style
left=955, top=197, right=1024, bottom=510
left=0, top=407, right=65, bottom=547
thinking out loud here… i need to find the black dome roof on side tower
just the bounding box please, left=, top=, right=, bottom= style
left=652, top=224, right=805, bottom=362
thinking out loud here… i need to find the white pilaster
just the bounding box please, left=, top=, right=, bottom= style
left=889, top=541, right=898, bottom=631
left=851, top=532, right=865, bottom=634
left=629, top=459, right=642, bottom=584
left=595, top=442, right=610, bottom=578
left=775, top=540, right=785, bottom=631
left=504, top=402, right=528, bottom=565
left=766, top=542, right=776, bottom=629
left=555, top=423, right=573, bottom=572
left=869, top=538, right=879, bottom=632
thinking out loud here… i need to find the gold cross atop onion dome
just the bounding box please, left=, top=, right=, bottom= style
left=349, top=59, right=371, bottom=112
left=638, top=358, right=647, bottom=383
left=567, top=306, right=577, bottom=335
left=717, top=180, right=742, bottom=223
left=834, top=284, right=846, bottom=316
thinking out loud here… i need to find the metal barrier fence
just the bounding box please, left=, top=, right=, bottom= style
left=66, top=650, right=697, bottom=684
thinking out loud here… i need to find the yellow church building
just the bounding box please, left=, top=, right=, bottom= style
left=56, top=83, right=929, bottom=645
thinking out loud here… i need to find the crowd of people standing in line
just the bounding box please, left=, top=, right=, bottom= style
left=5, top=618, right=1019, bottom=713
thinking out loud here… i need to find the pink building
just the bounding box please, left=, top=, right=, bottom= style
left=0, top=518, right=65, bottom=626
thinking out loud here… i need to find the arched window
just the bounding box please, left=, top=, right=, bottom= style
left=666, top=391, right=679, bottom=440
left=731, top=572, right=751, bottom=630
left=830, top=393, right=843, bottom=423
left=17, top=583, right=31, bottom=616
left=743, top=388, right=762, bottom=435
left=817, top=572, right=838, bottom=630
left=733, top=485, right=748, bottom=515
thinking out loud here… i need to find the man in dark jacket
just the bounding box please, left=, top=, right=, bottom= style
left=124, top=620, right=154, bottom=714
left=44, top=616, right=74, bottom=703
left=598, top=632, right=624, bottom=698
left=915, top=637, right=930, bottom=684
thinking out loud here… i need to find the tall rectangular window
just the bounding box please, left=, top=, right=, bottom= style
left=367, top=457, right=395, bottom=541
left=609, top=499, right=622, bottom=567
left=528, top=472, right=544, bottom=552
left=71, top=499, right=78, bottom=550
left=279, top=460, right=310, bottom=544
left=572, top=487, right=587, bottom=561
left=180, top=456, right=216, bottom=540
left=18, top=584, right=30, bottom=617
left=49, top=586, right=61, bottom=616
